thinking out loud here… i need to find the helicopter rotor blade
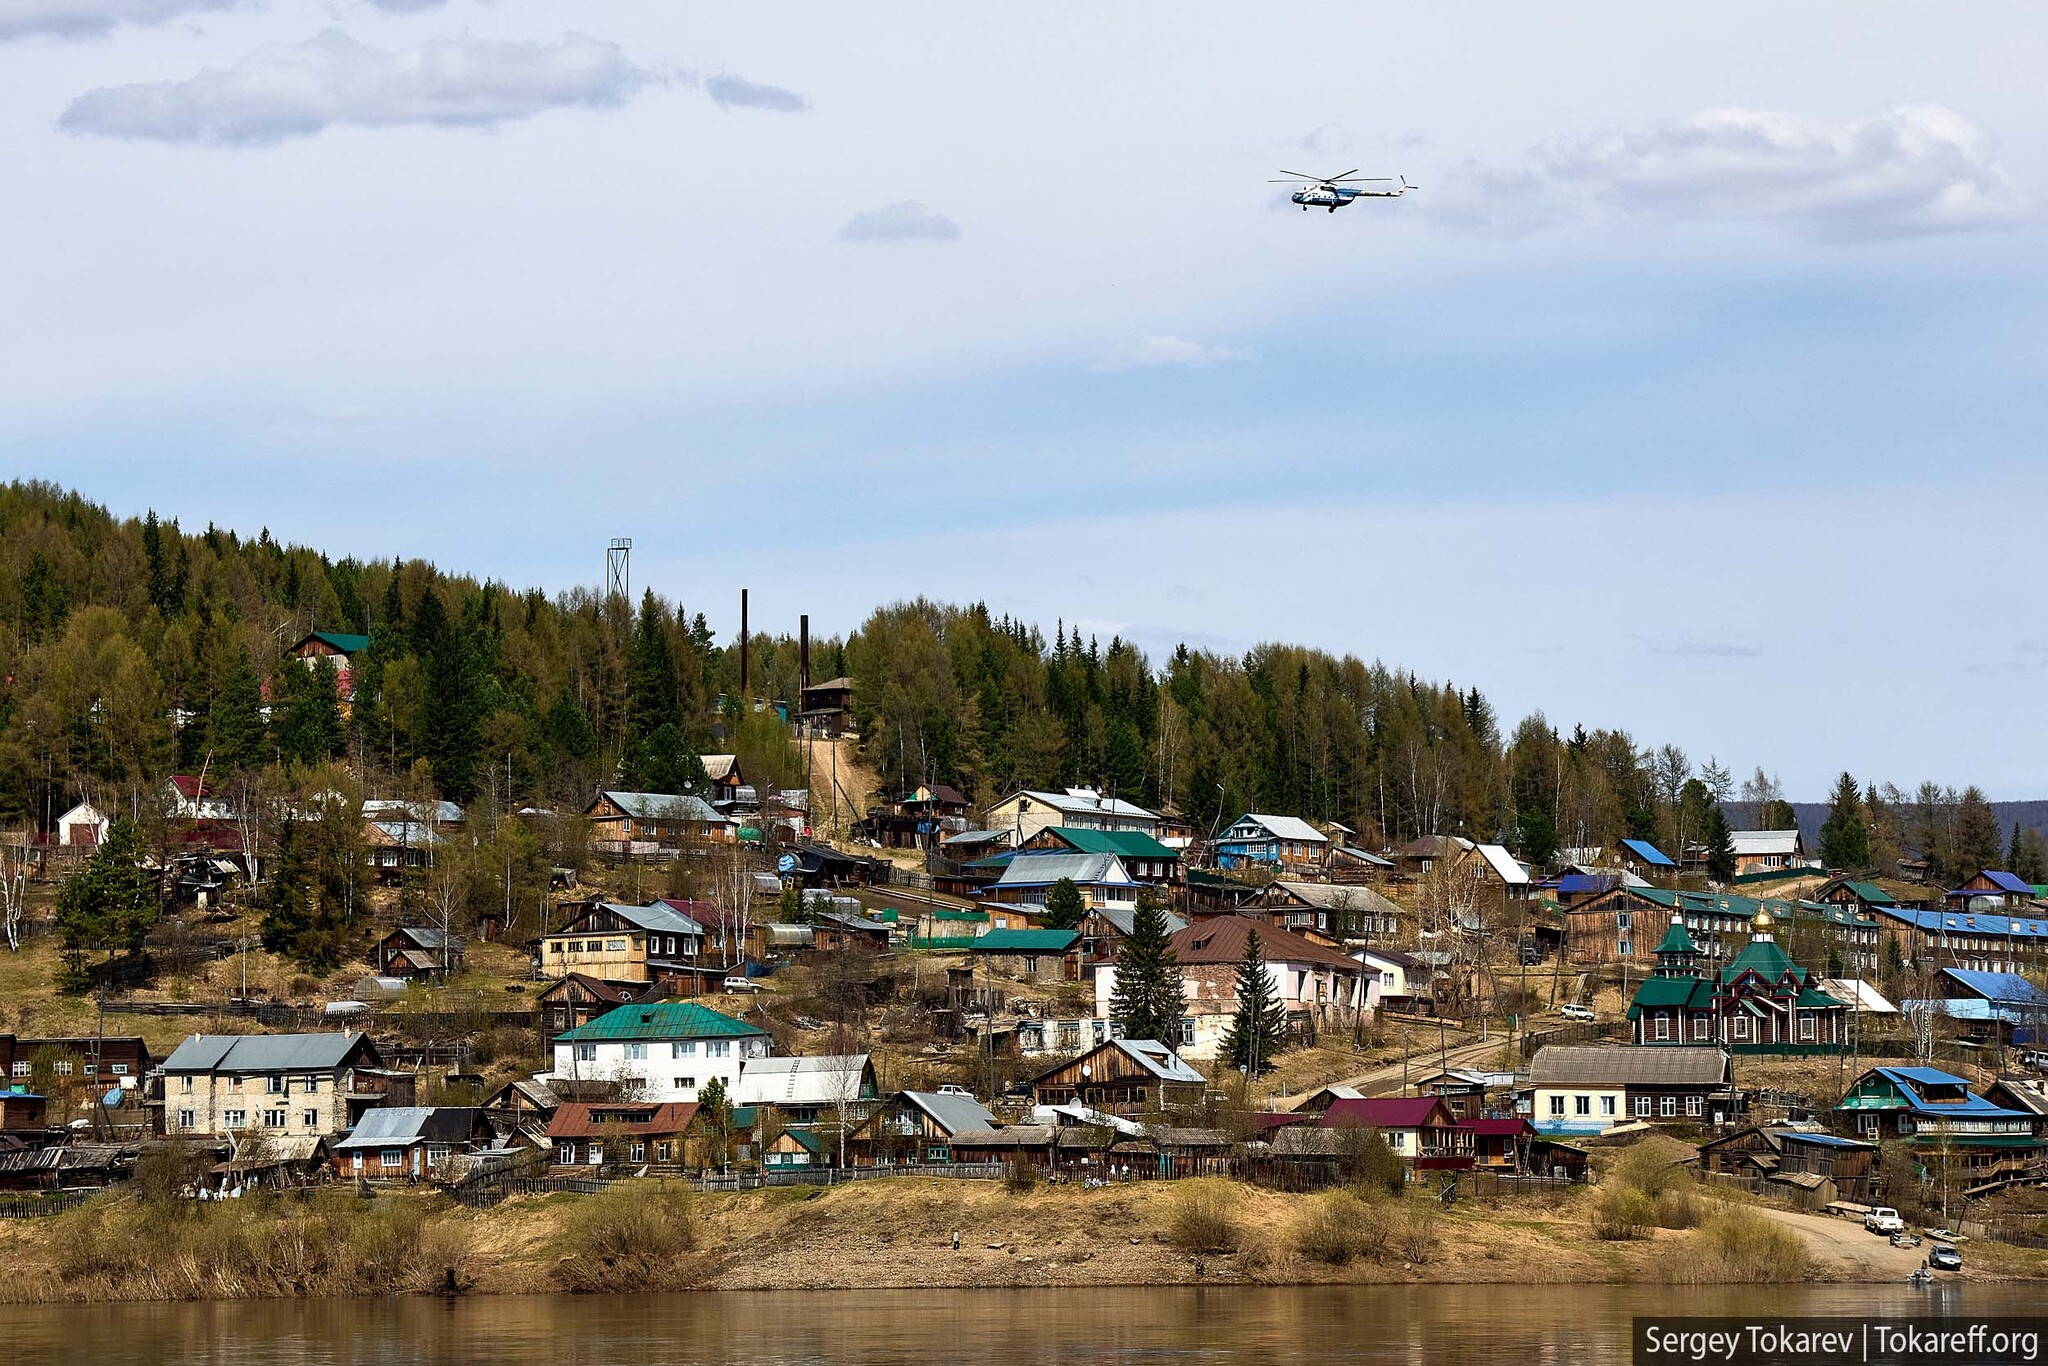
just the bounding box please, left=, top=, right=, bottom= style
left=1273, top=171, right=1325, bottom=182
left=1328, top=169, right=1360, bottom=181
left=1330, top=177, right=1393, bottom=183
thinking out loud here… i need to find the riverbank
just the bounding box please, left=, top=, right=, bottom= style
left=4, top=1176, right=2042, bottom=1303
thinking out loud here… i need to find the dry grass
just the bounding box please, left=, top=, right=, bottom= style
left=550, top=1184, right=707, bottom=1292
left=1164, top=1178, right=1242, bottom=1253
left=1652, top=1205, right=1812, bottom=1283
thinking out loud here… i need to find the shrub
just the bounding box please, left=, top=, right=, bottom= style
left=1392, top=1198, right=1441, bottom=1263
left=1591, top=1187, right=1657, bottom=1240
left=1329, top=1122, right=1406, bottom=1195
left=1293, top=1190, right=1369, bottom=1264
left=1165, top=1178, right=1242, bottom=1253
left=1654, top=1184, right=1704, bottom=1230
left=1612, top=1138, right=1692, bottom=1198
left=1697, top=1205, right=1811, bottom=1281
left=1004, top=1159, right=1042, bottom=1193
left=552, top=1184, right=701, bottom=1292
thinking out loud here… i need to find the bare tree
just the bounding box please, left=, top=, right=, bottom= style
left=1, top=840, right=29, bottom=951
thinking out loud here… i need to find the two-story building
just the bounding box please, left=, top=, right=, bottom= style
left=982, top=788, right=1160, bottom=845
left=1834, top=1065, right=2044, bottom=1187
left=982, top=851, right=1140, bottom=918
left=844, top=1089, right=1001, bottom=1167
left=1028, top=1037, right=1206, bottom=1117
left=584, top=791, right=735, bottom=853
left=1253, top=881, right=1404, bottom=944
left=1625, top=913, right=1848, bottom=1053
left=545, top=1002, right=772, bottom=1103
left=1019, top=826, right=1181, bottom=886
left=732, top=1054, right=880, bottom=1129
left=331, top=1106, right=493, bottom=1180
left=537, top=901, right=706, bottom=985
left=1213, top=814, right=1329, bottom=876
left=162, top=1032, right=386, bottom=1138
left=1522, top=1044, right=1737, bottom=1136
left=1730, top=829, right=1808, bottom=877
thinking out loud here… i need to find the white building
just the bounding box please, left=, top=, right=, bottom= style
left=55, top=800, right=107, bottom=848
left=545, top=1001, right=772, bottom=1102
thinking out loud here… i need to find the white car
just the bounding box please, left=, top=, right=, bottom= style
left=723, top=976, right=763, bottom=993
left=1559, top=1004, right=1597, bottom=1023
left=936, top=1084, right=974, bottom=1098
left=1865, top=1207, right=1905, bottom=1235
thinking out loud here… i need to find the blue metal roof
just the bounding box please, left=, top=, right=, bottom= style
left=1981, top=870, right=2034, bottom=895
left=1942, top=969, right=2048, bottom=1006
left=1558, top=873, right=1615, bottom=895
left=1779, top=1131, right=1873, bottom=1148
left=1870, top=1066, right=2035, bottom=1119
left=1620, top=838, right=1676, bottom=867
left=1870, top=905, right=2048, bottom=939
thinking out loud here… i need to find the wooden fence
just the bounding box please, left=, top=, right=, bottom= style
left=0, top=1192, right=92, bottom=1219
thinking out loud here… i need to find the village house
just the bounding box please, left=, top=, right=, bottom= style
left=332, top=1106, right=493, bottom=1181
left=362, top=818, right=439, bottom=882
left=53, top=799, right=107, bottom=849
left=983, top=851, right=1140, bottom=918
left=1867, top=903, right=2048, bottom=975
left=362, top=798, right=466, bottom=833
left=1183, top=868, right=1267, bottom=916
left=1522, top=1045, right=1738, bottom=1135
left=1253, top=881, right=1404, bottom=944
left=162, top=1032, right=386, bottom=1138
left=1020, top=826, right=1181, bottom=886
left=166, top=774, right=235, bottom=821
left=982, top=787, right=1161, bottom=845
left=537, top=901, right=706, bottom=986
left=0, top=1089, right=49, bottom=1130
left=1567, top=884, right=1879, bottom=975
left=1028, top=1037, right=1206, bottom=1118
left=373, top=926, right=464, bottom=982
left=1834, top=1065, right=2044, bottom=1187
left=535, top=974, right=669, bottom=1033
left=698, top=755, right=747, bottom=805
left=584, top=790, right=734, bottom=853
left=547, top=1101, right=704, bottom=1171
left=1903, top=969, right=2048, bottom=1049
left=1615, top=838, right=1677, bottom=880
left=1451, top=843, right=1534, bottom=901
left=1625, top=913, right=1849, bottom=1052
left=1730, top=829, right=1809, bottom=877
left=1077, top=903, right=1189, bottom=968
left=1352, top=947, right=1430, bottom=1007
left=809, top=909, right=893, bottom=955
left=844, top=1089, right=1001, bottom=1167
left=1392, top=834, right=1471, bottom=879
left=1946, top=869, right=2040, bottom=914
left=0, top=1034, right=153, bottom=1087
left=1325, top=844, right=1397, bottom=883
left=286, top=630, right=368, bottom=698
left=545, top=1001, right=772, bottom=1103
left=1313, top=1095, right=1464, bottom=1167
left=1100, top=915, right=1369, bottom=1059
left=733, top=1054, right=880, bottom=1129
left=797, top=676, right=854, bottom=737
left=971, top=928, right=1083, bottom=982
left=1213, top=813, right=1329, bottom=876
left=859, top=784, right=973, bottom=848
left=479, top=1077, right=562, bottom=1142
left=1696, top=1126, right=1879, bottom=1206
left=1409, top=1066, right=1517, bottom=1121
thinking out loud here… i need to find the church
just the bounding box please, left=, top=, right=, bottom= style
left=1626, top=908, right=1849, bottom=1053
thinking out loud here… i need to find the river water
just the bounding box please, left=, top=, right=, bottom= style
left=0, top=1283, right=2034, bottom=1366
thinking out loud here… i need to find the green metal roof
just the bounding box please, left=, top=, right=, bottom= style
left=1845, top=881, right=1898, bottom=906
left=1719, top=936, right=1805, bottom=988
left=554, top=1001, right=767, bottom=1043
left=1043, top=827, right=1176, bottom=860
left=310, top=631, right=370, bottom=653
left=1625, top=977, right=1711, bottom=1018
left=1654, top=920, right=1697, bottom=955
left=971, top=929, right=1080, bottom=953
left=1796, top=987, right=1845, bottom=1008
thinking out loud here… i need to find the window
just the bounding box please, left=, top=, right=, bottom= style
left=1548, top=1095, right=1565, bottom=1117
left=1800, top=1016, right=1816, bottom=1041
left=656, top=1142, right=674, bottom=1163
left=1693, top=1017, right=1710, bottom=1041
left=629, top=1142, right=646, bottom=1163
left=110, top=1063, right=129, bottom=1076
left=1654, top=1016, right=1671, bottom=1041
left=624, top=1043, right=648, bottom=1060
left=1618, top=940, right=1633, bottom=958
left=263, top=1109, right=286, bottom=1128
left=302, top=1109, right=319, bottom=1128
left=1574, top=1095, right=1591, bottom=1116
left=1600, top=1096, right=1617, bottom=1117
left=707, top=1041, right=732, bottom=1059
left=267, top=1075, right=284, bottom=1094
left=381, top=1150, right=403, bottom=1169
left=1731, top=1016, right=1750, bottom=1041
left=10, top=1062, right=27, bottom=1077
left=588, top=1144, right=603, bottom=1166
left=672, top=1042, right=697, bottom=1058
left=177, top=1109, right=196, bottom=1129
left=1660, top=1096, right=1677, bottom=1118
left=557, top=1143, right=574, bottom=1165
left=606, top=939, right=627, bottom=953
left=224, top=1109, right=246, bottom=1128
left=674, top=1077, right=695, bottom=1091
left=1616, top=912, right=1632, bottom=931
left=1634, top=1096, right=1652, bottom=1118
left=83, top=1063, right=96, bottom=1076
left=1686, top=1096, right=1703, bottom=1117
left=302, top=1076, right=320, bottom=1093
left=54, top=1060, right=72, bottom=1076
left=1024, top=957, right=1039, bottom=974
left=574, top=1043, right=597, bottom=1063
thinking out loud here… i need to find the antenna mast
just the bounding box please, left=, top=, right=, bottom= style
left=607, top=538, right=631, bottom=602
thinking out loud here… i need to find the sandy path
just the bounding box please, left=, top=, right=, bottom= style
left=1751, top=1207, right=1938, bottom=1280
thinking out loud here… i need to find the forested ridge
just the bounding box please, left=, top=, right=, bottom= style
left=0, top=480, right=2031, bottom=884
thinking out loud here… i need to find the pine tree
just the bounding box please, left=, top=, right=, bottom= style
left=1109, top=900, right=1187, bottom=1046
left=1705, top=806, right=1737, bottom=884
left=1954, top=786, right=2002, bottom=879
left=1220, top=927, right=1289, bottom=1076
left=1818, top=771, right=1870, bottom=872
left=208, top=648, right=269, bottom=772
left=1040, top=877, right=1085, bottom=930
left=55, top=818, right=158, bottom=988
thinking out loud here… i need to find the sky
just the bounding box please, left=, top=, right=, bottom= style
left=2, top=2, right=2045, bottom=797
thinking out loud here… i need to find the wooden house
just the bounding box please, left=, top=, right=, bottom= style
left=362, top=819, right=440, bottom=882
left=1021, top=826, right=1181, bottom=886
left=1834, top=1065, right=2044, bottom=1186
left=1316, top=1096, right=1465, bottom=1168
left=1213, top=814, right=1329, bottom=876
left=479, top=1078, right=561, bottom=1140
left=535, top=974, right=668, bottom=1033
left=844, top=1089, right=1000, bottom=1168
left=332, top=1106, right=492, bottom=1180
left=734, top=1054, right=879, bottom=1128
left=547, top=1101, right=704, bottom=1171
left=1253, top=880, right=1403, bottom=943
left=0, top=1090, right=48, bottom=1130
left=762, top=1126, right=827, bottom=1169
left=984, top=851, right=1141, bottom=916
left=584, top=791, right=734, bottom=853
left=982, top=787, right=1160, bottom=845
left=1729, top=829, right=1807, bottom=878
left=1523, top=1045, right=1739, bottom=1136
left=698, top=756, right=747, bottom=805
left=1947, top=869, right=2039, bottom=913
left=1077, top=904, right=1188, bottom=968
left=971, top=928, right=1082, bottom=982
left=1027, top=1037, right=1205, bottom=1117
left=797, top=677, right=854, bottom=737
left=0, top=1034, right=154, bottom=1086
left=1698, top=1125, right=1878, bottom=1205
left=860, top=784, right=973, bottom=849
left=537, top=901, right=706, bottom=985
left=374, top=926, right=464, bottom=981
left=285, top=631, right=368, bottom=703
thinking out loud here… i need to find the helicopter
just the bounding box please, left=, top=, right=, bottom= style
left=1270, top=169, right=1416, bottom=212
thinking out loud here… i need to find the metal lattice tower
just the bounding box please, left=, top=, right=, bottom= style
left=607, top=538, right=631, bottom=601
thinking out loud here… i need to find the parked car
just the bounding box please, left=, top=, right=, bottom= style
left=1559, top=1004, right=1597, bottom=1023
left=1865, top=1207, right=1905, bottom=1235
left=1928, top=1243, right=1962, bottom=1271
left=936, top=1084, right=974, bottom=1098
left=722, top=976, right=763, bottom=993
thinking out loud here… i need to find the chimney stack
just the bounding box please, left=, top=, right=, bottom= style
left=799, top=614, right=811, bottom=693
left=739, top=588, right=750, bottom=699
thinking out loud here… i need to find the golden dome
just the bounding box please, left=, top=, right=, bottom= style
left=1751, top=907, right=1773, bottom=933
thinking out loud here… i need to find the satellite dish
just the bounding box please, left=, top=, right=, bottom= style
left=776, top=853, right=796, bottom=875
left=1080, top=1063, right=1092, bottom=1079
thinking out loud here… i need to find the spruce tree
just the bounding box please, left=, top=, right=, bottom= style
left=416, top=588, right=480, bottom=800
left=55, top=818, right=158, bottom=988
left=1954, top=786, right=2002, bottom=879
left=1109, top=900, right=1187, bottom=1046
left=1818, top=771, right=1870, bottom=872
left=209, top=647, right=269, bottom=772
left=273, top=658, right=344, bottom=765
left=1040, top=876, right=1085, bottom=930
left=1220, top=927, right=1289, bottom=1076
left=1705, top=806, right=1737, bottom=884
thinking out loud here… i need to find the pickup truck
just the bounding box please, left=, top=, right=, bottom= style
left=1865, top=1207, right=1905, bottom=1235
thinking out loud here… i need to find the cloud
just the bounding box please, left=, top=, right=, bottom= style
left=1434, top=105, right=2026, bottom=242
left=1094, top=335, right=1253, bottom=372
left=0, top=0, right=235, bottom=40
left=837, top=200, right=960, bottom=243
left=59, top=29, right=656, bottom=145
left=705, top=73, right=808, bottom=113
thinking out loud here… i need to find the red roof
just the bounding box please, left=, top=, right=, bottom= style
left=170, top=774, right=213, bottom=800
left=1459, top=1117, right=1535, bottom=1137
left=547, top=1101, right=699, bottom=1140
left=1318, top=1096, right=1453, bottom=1129
left=658, top=897, right=737, bottom=928
left=1168, top=915, right=1362, bottom=972
left=1251, top=1110, right=1307, bottom=1132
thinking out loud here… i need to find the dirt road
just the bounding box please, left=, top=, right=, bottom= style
left=1276, top=1034, right=1508, bottom=1108
left=1752, top=1207, right=1936, bottom=1280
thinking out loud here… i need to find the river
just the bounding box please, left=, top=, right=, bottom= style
left=2, top=1283, right=2038, bottom=1366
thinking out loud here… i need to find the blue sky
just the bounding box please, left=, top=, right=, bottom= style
left=2, top=2, right=2045, bottom=796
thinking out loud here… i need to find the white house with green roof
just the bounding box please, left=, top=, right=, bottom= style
left=545, top=1001, right=772, bottom=1102
left=1626, top=910, right=1848, bottom=1053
